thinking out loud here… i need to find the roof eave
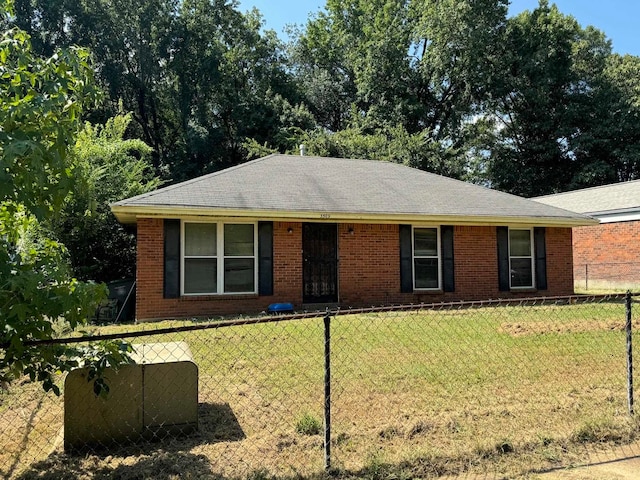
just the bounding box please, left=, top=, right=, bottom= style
left=585, top=206, right=640, bottom=217
left=111, top=205, right=598, bottom=228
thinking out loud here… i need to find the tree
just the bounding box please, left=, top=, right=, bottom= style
left=0, top=21, right=129, bottom=395
left=49, top=113, right=161, bottom=282
left=0, top=29, right=97, bottom=217
left=6, top=0, right=181, bottom=170
left=6, top=0, right=307, bottom=180
left=484, top=1, right=618, bottom=196
left=568, top=53, right=640, bottom=187
left=290, top=0, right=508, bottom=178
left=278, top=123, right=463, bottom=178
left=172, top=4, right=308, bottom=175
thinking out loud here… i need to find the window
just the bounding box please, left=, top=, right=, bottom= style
left=413, top=227, right=440, bottom=290
left=509, top=228, right=534, bottom=288
left=183, top=222, right=256, bottom=295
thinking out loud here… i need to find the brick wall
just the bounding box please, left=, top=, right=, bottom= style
left=136, top=219, right=301, bottom=320
left=273, top=222, right=303, bottom=302
left=338, top=224, right=574, bottom=305
left=572, top=221, right=640, bottom=289
left=448, top=225, right=499, bottom=300
left=338, top=224, right=400, bottom=305
left=546, top=226, right=575, bottom=294
left=135, top=219, right=574, bottom=321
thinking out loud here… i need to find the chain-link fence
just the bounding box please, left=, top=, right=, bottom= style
left=2, top=294, right=640, bottom=479
left=576, top=262, right=640, bottom=292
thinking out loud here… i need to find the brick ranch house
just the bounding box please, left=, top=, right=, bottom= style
left=535, top=180, right=640, bottom=291
left=111, top=154, right=595, bottom=321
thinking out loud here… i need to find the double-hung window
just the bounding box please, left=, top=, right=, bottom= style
left=413, top=227, right=440, bottom=290
left=183, top=222, right=256, bottom=295
left=508, top=228, right=534, bottom=288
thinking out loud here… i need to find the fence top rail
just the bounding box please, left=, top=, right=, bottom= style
left=5, top=293, right=634, bottom=349
left=330, top=293, right=631, bottom=316
left=1, top=310, right=330, bottom=349
left=580, top=262, right=640, bottom=266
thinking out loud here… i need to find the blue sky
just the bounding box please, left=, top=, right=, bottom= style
left=237, top=0, right=640, bottom=56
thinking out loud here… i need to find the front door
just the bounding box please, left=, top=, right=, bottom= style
left=302, top=223, right=338, bottom=303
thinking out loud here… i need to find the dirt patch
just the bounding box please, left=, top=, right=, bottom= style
left=499, top=319, right=640, bottom=337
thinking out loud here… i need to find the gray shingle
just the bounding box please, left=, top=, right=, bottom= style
left=534, top=180, right=640, bottom=215
left=112, top=154, right=594, bottom=225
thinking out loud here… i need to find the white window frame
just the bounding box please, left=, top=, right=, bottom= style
left=181, top=220, right=258, bottom=295
left=412, top=225, right=442, bottom=291
left=508, top=227, right=535, bottom=289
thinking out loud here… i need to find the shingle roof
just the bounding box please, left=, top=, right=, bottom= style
left=112, top=154, right=595, bottom=226
left=533, top=180, right=640, bottom=216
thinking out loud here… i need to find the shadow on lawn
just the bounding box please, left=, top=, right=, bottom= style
left=198, top=402, right=246, bottom=443
left=12, top=402, right=245, bottom=480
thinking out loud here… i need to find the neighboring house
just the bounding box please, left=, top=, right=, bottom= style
left=111, top=154, right=595, bottom=321
left=535, top=180, right=640, bottom=291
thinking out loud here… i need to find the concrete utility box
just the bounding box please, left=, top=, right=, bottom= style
left=64, top=341, right=198, bottom=451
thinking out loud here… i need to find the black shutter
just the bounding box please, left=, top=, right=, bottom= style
left=441, top=225, right=455, bottom=292
left=163, top=219, right=180, bottom=299
left=497, top=226, right=510, bottom=292
left=399, top=225, right=413, bottom=293
left=258, top=221, right=274, bottom=296
left=534, top=227, right=547, bottom=290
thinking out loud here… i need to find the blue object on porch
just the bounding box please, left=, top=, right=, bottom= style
left=268, top=302, right=294, bottom=313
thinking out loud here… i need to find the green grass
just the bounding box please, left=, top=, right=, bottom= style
left=4, top=300, right=640, bottom=479
left=295, top=412, right=322, bottom=436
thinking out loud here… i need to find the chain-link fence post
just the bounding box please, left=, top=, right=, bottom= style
left=626, top=291, right=634, bottom=415
left=323, top=312, right=332, bottom=471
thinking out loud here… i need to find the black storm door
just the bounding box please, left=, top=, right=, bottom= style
left=302, top=223, right=338, bottom=303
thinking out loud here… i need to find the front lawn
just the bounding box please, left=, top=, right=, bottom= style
left=3, top=299, right=640, bottom=479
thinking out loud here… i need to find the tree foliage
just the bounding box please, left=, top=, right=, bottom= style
left=49, top=113, right=161, bottom=282
left=0, top=23, right=130, bottom=394
left=4, top=0, right=640, bottom=198
left=7, top=0, right=306, bottom=179
left=483, top=1, right=640, bottom=196
left=289, top=0, right=508, bottom=178
left=0, top=27, right=98, bottom=217
left=575, top=53, right=640, bottom=186
left=484, top=2, right=602, bottom=195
